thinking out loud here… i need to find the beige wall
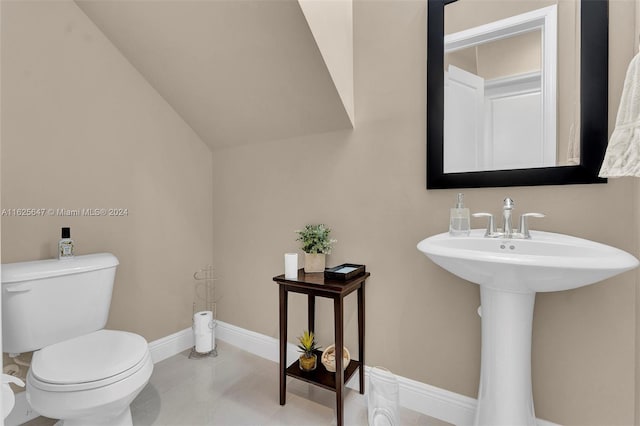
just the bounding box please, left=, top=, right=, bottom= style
left=0, top=0, right=214, bottom=347
left=635, top=4, right=640, bottom=425
left=445, top=30, right=541, bottom=80
left=211, top=1, right=638, bottom=425
left=1, top=0, right=639, bottom=425
left=476, top=30, right=541, bottom=80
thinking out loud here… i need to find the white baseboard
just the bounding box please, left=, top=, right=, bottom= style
left=213, top=321, right=475, bottom=425
left=7, top=322, right=561, bottom=426
left=215, top=320, right=281, bottom=362
left=214, top=320, right=301, bottom=365
left=391, top=369, right=477, bottom=425
left=213, top=320, right=559, bottom=426
left=147, top=327, right=194, bottom=363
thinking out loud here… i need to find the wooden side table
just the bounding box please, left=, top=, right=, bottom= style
left=273, top=269, right=370, bottom=426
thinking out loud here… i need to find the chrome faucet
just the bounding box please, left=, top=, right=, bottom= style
left=472, top=197, right=545, bottom=239
left=502, top=197, right=514, bottom=237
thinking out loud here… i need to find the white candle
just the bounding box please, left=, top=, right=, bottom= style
left=284, top=253, right=298, bottom=279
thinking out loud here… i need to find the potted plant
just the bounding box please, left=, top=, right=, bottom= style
left=297, top=330, right=321, bottom=372
left=296, top=224, right=336, bottom=273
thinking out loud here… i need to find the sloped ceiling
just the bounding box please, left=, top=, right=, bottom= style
left=75, top=0, right=353, bottom=150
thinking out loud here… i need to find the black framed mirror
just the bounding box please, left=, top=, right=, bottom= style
left=427, top=0, right=608, bottom=189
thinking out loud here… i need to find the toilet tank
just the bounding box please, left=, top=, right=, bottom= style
left=2, top=253, right=119, bottom=353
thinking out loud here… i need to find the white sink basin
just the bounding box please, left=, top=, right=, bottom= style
left=417, top=229, right=639, bottom=293
left=417, top=228, right=638, bottom=425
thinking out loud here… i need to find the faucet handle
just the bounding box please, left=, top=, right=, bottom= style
left=472, top=212, right=495, bottom=237
left=519, top=213, right=545, bottom=239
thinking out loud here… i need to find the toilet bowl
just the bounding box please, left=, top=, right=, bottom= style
left=26, top=330, right=153, bottom=426
left=1, top=254, right=153, bottom=426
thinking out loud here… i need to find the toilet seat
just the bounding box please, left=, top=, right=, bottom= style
left=30, top=330, right=150, bottom=392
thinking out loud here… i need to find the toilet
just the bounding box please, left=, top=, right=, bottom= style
left=2, top=253, right=153, bottom=426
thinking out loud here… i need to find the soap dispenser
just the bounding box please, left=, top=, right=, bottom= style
left=449, top=193, right=470, bottom=236
left=58, top=227, right=74, bottom=259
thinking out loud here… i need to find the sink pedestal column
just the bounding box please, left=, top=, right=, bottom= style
left=475, top=286, right=536, bottom=426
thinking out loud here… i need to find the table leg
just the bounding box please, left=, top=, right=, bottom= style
left=358, top=285, right=365, bottom=394
left=279, top=285, right=288, bottom=405
left=308, top=295, right=315, bottom=334
left=334, top=296, right=344, bottom=426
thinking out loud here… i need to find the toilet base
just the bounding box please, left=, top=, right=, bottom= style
left=54, top=407, right=132, bottom=426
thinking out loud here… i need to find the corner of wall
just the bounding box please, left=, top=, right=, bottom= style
left=298, top=0, right=354, bottom=126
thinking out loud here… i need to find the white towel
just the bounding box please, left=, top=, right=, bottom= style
left=599, top=51, right=640, bottom=177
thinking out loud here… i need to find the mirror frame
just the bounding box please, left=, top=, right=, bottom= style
left=427, top=0, right=608, bottom=189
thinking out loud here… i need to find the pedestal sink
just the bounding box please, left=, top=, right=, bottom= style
left=417, top=229, right=639, bottom=426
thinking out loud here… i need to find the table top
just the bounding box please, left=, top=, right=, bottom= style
left=273, top=269, right=370, bottom=295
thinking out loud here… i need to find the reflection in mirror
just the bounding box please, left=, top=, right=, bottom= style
left=426, top=0, right=607, bottom=189
left=443, top=3, right=567, bottom=173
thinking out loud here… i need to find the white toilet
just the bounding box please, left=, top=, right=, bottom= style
left=2, top=253, right=153, bottom=426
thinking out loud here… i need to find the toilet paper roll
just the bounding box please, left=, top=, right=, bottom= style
left=285, top=253, right=298, bottom=279
left=193, top=311, right=214, bottom=353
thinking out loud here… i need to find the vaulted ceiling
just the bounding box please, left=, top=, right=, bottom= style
left=75, top=0, right=353, bottom=150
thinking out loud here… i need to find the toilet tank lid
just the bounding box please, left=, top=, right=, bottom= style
left=2, top=253, right=119, bottom=284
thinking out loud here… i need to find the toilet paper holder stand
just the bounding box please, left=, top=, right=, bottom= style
left=189, top=265, right=218, bottom=359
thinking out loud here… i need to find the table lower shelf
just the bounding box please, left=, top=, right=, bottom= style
left=286, top=352, right=361, bottom=392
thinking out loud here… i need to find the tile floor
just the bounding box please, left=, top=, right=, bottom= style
left=25, top=340, right=452, bottom=425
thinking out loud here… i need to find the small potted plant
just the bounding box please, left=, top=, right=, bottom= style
left=297, top=330, right=321, bottom=372
left=296, top=224, right=336, bottom=273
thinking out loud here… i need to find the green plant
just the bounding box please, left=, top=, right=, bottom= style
left=296, top=224, right=336, bottom=254
left=297, top=330, right=320, bottom=358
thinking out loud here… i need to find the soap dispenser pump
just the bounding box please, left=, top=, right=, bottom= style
left=449, top=193, right=470, bottom=236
